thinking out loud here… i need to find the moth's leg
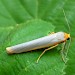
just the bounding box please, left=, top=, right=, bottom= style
left=60, top=41, right=67, bottom=63
left=36, top=44, right=58, bottom=63
left=48, top=32, right=55, bottom=35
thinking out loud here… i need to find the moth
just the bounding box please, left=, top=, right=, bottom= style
left=6, top=9, right=71, bottom=63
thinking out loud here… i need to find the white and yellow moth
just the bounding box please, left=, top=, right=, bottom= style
left=6, top=32, right=70, bottom=63
left=6, top=9, right=71, bottom=63
left=6, top=32, right=70, bottom=54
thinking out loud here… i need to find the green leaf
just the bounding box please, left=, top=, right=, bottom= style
left=0, top=0, right=75, bottom=75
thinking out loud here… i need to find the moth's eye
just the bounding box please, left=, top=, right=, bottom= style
left=67, top=38, right=70, bottom=40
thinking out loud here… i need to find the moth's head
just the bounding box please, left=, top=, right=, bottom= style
left=64, top=33, right=70, bottom=40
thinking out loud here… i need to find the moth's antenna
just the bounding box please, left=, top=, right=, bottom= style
left=62, top=8, right=71, bottom=58
left=62, top=8, right=71, bottom=32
